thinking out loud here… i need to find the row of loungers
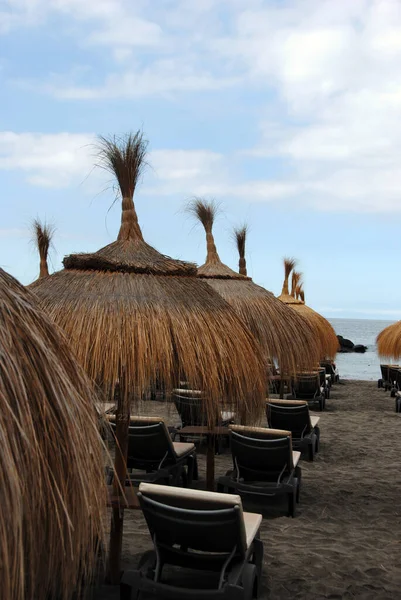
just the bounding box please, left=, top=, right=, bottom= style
left=108, top=400, right=322, bottom=598
left=378, top=365, right=401, bottom=412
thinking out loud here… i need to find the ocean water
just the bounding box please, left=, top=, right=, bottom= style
left=328, top=318, right=397, bottom=381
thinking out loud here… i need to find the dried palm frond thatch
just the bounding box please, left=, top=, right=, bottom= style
left=188, top=198, right=321, bottom=374
left=377, top=322, right=401, bottom=359
left=30, top=131, right=266, bottom=581
left=279, top=257, right=298, bottom=302
left=291, top=271, right=302, bottom=298
left=278, top=262, right=338, bottom=359
left=234, top=225, right=248, bottom=276
left=32, top=218, right=55, bottom=279
left=0, top=268, right=106, bottom=600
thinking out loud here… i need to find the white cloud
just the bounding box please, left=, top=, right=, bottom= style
left=215, top=0, right=401, bottom=212
left=0, top=132, right=93, bottom=187
left=4, top=1, right=401, bottom=212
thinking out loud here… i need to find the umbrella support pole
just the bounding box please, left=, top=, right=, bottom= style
left=108, top=389, right=130, bottom=585
left=206, top=433, right=215, bottom=491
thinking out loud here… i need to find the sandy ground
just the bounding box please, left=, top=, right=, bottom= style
left=98, top=379, right=401, bottom=599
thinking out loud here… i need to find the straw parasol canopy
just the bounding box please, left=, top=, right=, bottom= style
left=32, top=218, right=54, bottom=279
left=187, top=199, right=321, bottom=374
left=29, top=131, right=266, bottom=581
left=0, top=267, right=105, bottom=600
left=376, top=322, right=401, bottom=359
left=278, top=260, right=339, bottom=360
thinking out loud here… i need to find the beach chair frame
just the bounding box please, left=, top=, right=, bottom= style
left=217, top=426, right=301, bottom=517
left=266, top=400, right=320, bottom=461
left=121, top=483, right=264, bottom=600
left=289, top=373, right=325, bottom=411
left=108, top=416, right=198, bottom=486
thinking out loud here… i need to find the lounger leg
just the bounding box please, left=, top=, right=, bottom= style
left=170, top=465, right=183, bottom=486
left=295, top=466, right=302, bottom=503
left=186, top=453, right=198, bottom=485
left=252, top=537, right=264, bottom=597
left=314, top=426, right=320, bottom=451
left=308, top=440, right=315, bottom=461
left=288, top=487, right=296, bottom=517
left=120, top=570, right=141, bottom=600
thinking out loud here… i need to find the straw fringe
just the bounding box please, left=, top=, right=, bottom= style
left=377, top=322, right=401, bottom=359
left=0, top=268, right=106, bottom=600
left=31, top=270, right=266, bottom=423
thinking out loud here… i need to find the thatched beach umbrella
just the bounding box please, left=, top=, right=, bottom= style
left=278, top=260, right=338, bottom=360
left=32, top=218, right=54, bottom=279
left=0, top=268, right=105, bottom=600
left=30, top=132, right=266, bottom=582
left=376, top=322, right=401, bottom=359
left=188, top=199, right=320, bottom=375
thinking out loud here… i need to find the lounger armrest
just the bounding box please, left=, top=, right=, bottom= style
left=310, top=416, right=320, bottom=428
left=292, top=451, right=301, bottom=468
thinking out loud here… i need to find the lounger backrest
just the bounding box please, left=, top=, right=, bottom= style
left=172, top=390, right=212, bottom=427
left=321, top=361, right=335, bottom=376
left=318, top=368, right=326, bottom=386
left=125, top=421, right=176, bottom=469
left=138, top=483, right=247, bottom=556
left=389, top=366, right=401, bottom=385
left=380, top=364, right=390, bottom=381
left=229, top=425, right=293, bottom=482
left=266, top=401, right=311, bottom=438
left=293, top=373, right=320, bottom=398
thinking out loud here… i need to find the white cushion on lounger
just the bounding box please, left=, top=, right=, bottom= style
left=221, top=411, right=235, bottom=422
left=243, top=512, right=263, bottom=549
left=293, top=451, right=301, bottom=468
left=172, top=442, right=195, bottom=457
left=139, top=482, right=243, bottom=506
left=310, top=416, right=320, bottom=428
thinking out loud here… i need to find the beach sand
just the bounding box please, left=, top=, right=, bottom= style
left=102, top=379, right=401, bottom=599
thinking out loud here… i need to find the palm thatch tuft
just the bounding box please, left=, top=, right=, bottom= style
left=187, top=198, right=232, bottom=273
left=32, top=218, right=55, bottom=279
left=298, top=285, right=305, bottom=303
left=291, top=271, right=302, bottom=298
left=97, top=131, right=148, bottom=242
left=278, top=260, right=338, bottom=359
left=281, top=257, right=297, bottom=296
left=234, top=225, right=248, bottom=276
left=0, top=268, right=106, bottom=600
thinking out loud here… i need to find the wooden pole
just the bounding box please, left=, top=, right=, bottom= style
left=206, top=433, right=215, bottom=491
left=108, top=379, right=130, bottom=584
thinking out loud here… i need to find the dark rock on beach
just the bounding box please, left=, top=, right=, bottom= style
left=337, top=336, right=367, bottom=353
left=354, top=344, right=368, bottom=353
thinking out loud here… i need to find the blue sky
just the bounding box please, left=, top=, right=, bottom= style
left=1, top=0, right=401, bottom=319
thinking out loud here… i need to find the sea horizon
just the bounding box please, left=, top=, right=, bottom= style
left=327, top=317, right=395, bottom=381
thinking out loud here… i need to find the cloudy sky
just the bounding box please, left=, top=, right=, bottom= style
left=1, top=0, right=401, bottom=319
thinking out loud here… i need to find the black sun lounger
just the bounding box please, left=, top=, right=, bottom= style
left=266, top=399, right=320, bottom=461
left=289, top=372, right=325, bottom=411
left=107, top=416, right=198, bottom=486
left=121, top=483, right=264, bottom=600
left=217, top=425, right=301, bottom=517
